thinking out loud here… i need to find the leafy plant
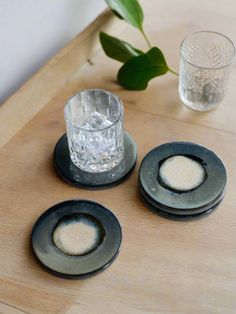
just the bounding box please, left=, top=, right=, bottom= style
left=100, top=0, right=177, bottom=90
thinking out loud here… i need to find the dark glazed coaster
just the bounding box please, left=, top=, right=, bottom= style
left=54, top=132, right=137, bottom=189
left=139, top=142, right=227, bottom=211
left=139, top=180, right=225, bottom=216
left=139, top=190, right=222, bottom=221
left=139, top=182, right=225, bottom=220
left=31, top=200, right=122, bottom=279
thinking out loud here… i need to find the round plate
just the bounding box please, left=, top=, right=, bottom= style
left=139, top=142, right=227, bottom=210
left=139, top=189, right=223, bottom=221
left=139, top=181, right=225, bottom=218
left=54, top=132, right=137, bottom=189
left=139, top=179, right=225, bottom=216
left=31, top=200, right=122, bottom=278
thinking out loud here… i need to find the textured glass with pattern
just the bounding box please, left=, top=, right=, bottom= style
left=179, top=31, right=235, bottom=111
left=65, top=89, right=124, bottom=173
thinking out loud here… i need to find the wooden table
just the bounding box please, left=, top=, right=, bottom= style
left=0, top=1, right=236, bottom=313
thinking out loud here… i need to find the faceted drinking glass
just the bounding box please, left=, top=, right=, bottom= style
left=179, top=31, right=235, bottom=111
left=65, top=89, right=124, bottom=173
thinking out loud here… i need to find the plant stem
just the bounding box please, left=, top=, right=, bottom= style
left=140, top=28, right=152, bottom=49
left=168, top=68, right=179, bottom=76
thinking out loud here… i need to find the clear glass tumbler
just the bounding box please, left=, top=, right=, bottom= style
left=65, top=89, right=124, bottom=173
left=179, top=31, right=235, bottom=111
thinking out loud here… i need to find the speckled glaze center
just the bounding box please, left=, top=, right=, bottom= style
left=53, top=217, right=99, bottom=256
left=159, top=155, right=205, bottom=192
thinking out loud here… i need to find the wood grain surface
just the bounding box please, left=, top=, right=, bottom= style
left=0, top=1, right=236, bottom=313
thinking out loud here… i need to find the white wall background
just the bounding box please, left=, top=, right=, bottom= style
left=0, top=0, right=106, bottom=103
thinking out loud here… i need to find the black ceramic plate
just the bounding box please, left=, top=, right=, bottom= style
left=139, top=188, right=223, bottom=221
left=31, top=200, right=122, bottom=279
left=139, top=182, right=225, bottom=219
left=139, top=142, right=227, bottom=211
left=54, top=132, right=137, bottom=189
left=138, top=179, right=225, bottom=216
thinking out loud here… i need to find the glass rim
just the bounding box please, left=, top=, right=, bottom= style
left=64, top=88, right=124, bottom=132
left=180, top=30, right=236, bottom=70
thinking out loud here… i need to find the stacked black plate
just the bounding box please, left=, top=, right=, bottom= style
left=138, top=142, right=227, bottom=221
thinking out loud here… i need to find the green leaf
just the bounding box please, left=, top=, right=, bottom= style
left=105, top=0, right=143, bottom=31
left=117, top=47, right=169, bottom=90
left=100, top=32, right=143, bottom=63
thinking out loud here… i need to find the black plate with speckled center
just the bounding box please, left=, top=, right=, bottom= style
left=139, top=142, right=227, bottom=220
left=31, top=200, right=122, bottom=279
left=54, top=132, right=137, bottom=189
